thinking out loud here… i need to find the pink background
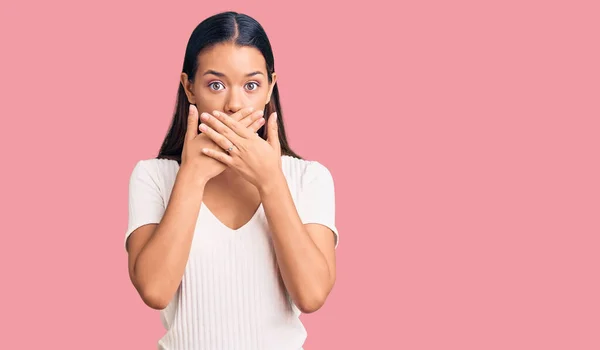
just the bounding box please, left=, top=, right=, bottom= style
left=1, top=0, right=599, bottom=349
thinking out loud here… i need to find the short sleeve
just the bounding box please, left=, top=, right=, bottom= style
left=124, top=160, right=166, bottom=250
left=298, top=161, right=339, bottom=248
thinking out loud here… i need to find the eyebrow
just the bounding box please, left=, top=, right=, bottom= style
left=202, top=70, right=264, bottom=77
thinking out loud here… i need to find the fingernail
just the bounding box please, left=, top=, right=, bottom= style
left=273, top=112, right=278, bottom=120
left=200, top=113, right=209, bottom=121
left=199, top=124, right=207, bottom=131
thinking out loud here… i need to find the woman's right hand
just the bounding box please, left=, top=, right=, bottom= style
left=181, top=104, right=264, bottom=182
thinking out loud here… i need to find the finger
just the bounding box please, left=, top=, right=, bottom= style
left=248, top=116, right=266, bottom=133
left=200, top=112, right=241, bottom=143
left=237, top=109, right=264, bottom=128
left=199, top=123, right=236, bottom=153
left=212, top=110, right=254, bottom=139
left=229, top=106, right=255, bottom=122
left=201, top=147, right=234, bottom=166
left=267, top=112, right=280, bottom=148
left=186, top=105, right=199, bottom=142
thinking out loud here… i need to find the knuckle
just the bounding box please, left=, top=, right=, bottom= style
left=219, top=138, right=230, bottom=148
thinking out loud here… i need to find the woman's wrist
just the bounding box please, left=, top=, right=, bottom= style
left=258, top=168, right=287, bottom=197
left=178, top=163, right=210, bottom=188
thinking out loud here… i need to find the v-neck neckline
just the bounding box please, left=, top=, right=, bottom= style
left=201, top=201, right=263, bottom=233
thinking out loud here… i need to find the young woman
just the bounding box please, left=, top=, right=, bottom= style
left=124, top=11, right=338, bottom=350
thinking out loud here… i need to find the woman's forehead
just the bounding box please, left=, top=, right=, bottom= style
left=198, top=43, right=266, bottom=76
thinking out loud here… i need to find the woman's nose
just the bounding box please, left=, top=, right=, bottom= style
left=224, top=89, right=244, bottom=115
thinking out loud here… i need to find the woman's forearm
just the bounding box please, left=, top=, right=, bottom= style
left=134, top=165, right=208, bottom=308
left=258, top=170, right=333, bottom=313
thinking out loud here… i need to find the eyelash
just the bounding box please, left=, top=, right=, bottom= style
left=208, top=81, right=260, bottom=91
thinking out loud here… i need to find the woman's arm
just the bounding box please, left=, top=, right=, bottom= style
left=197, top=111, right=338, bottom=313
left=126, top=106, right=263, bottom=310
left=258, top=170, right=337, bottom=314
left=127, top=166, right=208, bottom=310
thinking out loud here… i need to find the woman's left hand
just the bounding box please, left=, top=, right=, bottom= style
left=199, top=110, right=282, bottom=190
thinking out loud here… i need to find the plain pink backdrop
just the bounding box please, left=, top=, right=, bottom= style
left=1, top=0, right=599, bottom=349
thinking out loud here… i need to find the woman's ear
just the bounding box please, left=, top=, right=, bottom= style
left=180, top=72, right=196, bottom=104
left=266, top=72, right=277, bottom=104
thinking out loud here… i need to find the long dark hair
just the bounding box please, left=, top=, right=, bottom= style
left=157, top=11, right=301, bottom=163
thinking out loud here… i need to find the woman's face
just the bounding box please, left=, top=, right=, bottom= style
left=181, top=42, right=277, bottom=117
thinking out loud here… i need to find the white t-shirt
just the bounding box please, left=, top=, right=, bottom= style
left=125, top=155, right=338, bottom=350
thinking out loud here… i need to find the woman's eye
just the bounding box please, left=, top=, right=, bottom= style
left=209, top=82, right=224, bottom=91
left=246, top=82, right=259, bottom=91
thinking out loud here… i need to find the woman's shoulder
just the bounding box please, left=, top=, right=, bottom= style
left=129, top=157, right=180, bottom=182
left=281, top=155, right=334, bottom=187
